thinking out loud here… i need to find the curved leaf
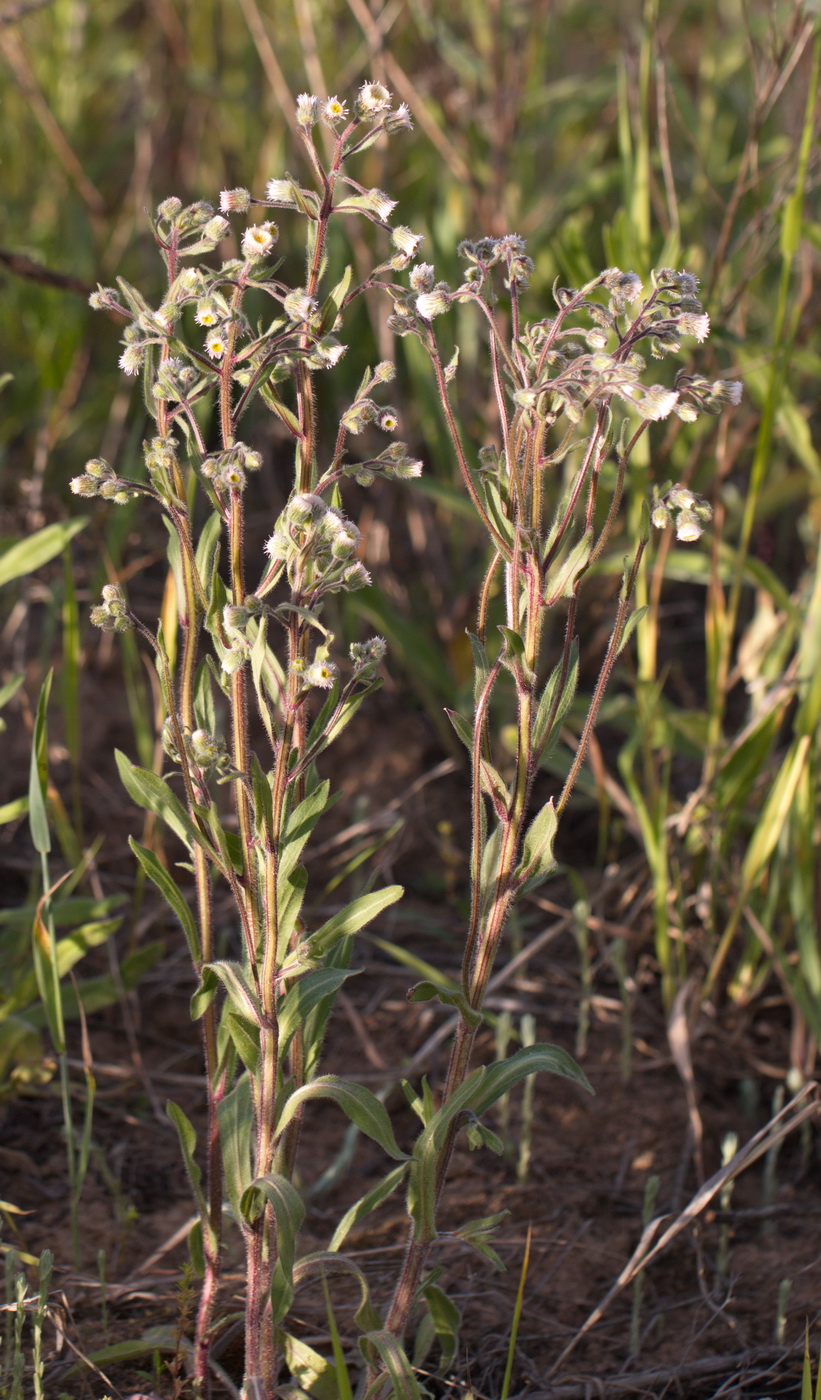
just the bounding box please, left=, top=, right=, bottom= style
left=276, top=1076, right=407, bottom=1161
left=306, top=886, right=403, bottom=958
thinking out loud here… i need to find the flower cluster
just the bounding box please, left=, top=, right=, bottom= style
left=200, top=442, right=263, bottom=494
left=650, top=482, right=714, bottom=542
left=264, top=493, right=370, bottom=599
left=161, top=719, right=233, bottom=780
left=90, top=583, right=134, bottom=633
left=70, top=457, right=140, bottom=504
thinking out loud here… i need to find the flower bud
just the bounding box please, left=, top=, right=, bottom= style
left=220, top=187, right=251, bottom=214
left=409, top=262, right=435, bottom=293
left=296, top=92, right=320, bottom=126
left=415, top=287, right=450, bottom=319
left=356, top=80, right=392, bottom=118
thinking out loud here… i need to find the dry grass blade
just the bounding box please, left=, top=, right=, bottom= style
left=667, top=978, right=704, bottom=1182
left=548, top=1082, right=820, bottom=1377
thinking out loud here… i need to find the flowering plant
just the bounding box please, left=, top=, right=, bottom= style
left=76, top=81, right=740, bottom=1400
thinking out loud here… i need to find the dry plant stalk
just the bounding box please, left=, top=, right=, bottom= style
left=74, top=81, right=741, bottom=1400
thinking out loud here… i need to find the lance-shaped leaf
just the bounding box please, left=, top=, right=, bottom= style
left=279, top=781, right=333, bottom=884
left=275, top=1076, right=407, bottom=1161
left=217, top=1073, right=253, bottom=1225
left=328, top=1162, right=409, bottom=1253
left=467, top=630, right=491, bottom=709
left=293, top=1251, right=382, bottom=1333
left=195, top=960, right=263, bottom=1026
left=277, top=966, right=360, bottom=1056
left=615, top=604, right=648, bottom=658
left=194, top=510, right=222, bottom=594
left=223, top=1009, right=260, bottom=1074
left=532, top=639, right=579, bottom=757
left=115, top=751, right=217, bottom=861
left=471, top=1043, right=593, bottom=1113
left=277, top=865, right=309, bottom=960
left=358, top=1330, right=421, bottom=1400
left=167, top=1101, right=213, bottom=1251
left=278, top=1331, right=338, bottom=1400
left=306, top=885, right=403, bottom=958
left=409, top=1071, right=491, bottom=1242
left=0, top=518, right=87, bottom=589
left=319, top=265, right=353, bottom=334
left=129, top=838, right=200, bottom=963
left=543, top=527, right=594, bottom=606
left=241, top=1173, right=305, bottom=1322
left=513, top=799, right=558, bottom=892
left=416, top=1282, right=461, bottom=1373
left=445, top=710, right=508, bottom=815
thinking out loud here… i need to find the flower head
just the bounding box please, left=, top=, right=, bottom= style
left=242, top=221, right=278, bottom=261
left=321, top=95, right=348, bottom=125
left=357, top=81, right=392, bottom=118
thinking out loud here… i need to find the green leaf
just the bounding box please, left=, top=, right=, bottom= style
left=277, top=967, right=360, bottom=1056
left=543, top=527, right=594, bottom=604
left=129, top=838, right=199, bottom=962
left=194, top=510, right=222, bottom=593
left=533, top=640, right=579, bottom=757
left=251, top=754, right=274, bottom=845
left=241, top=1173, right=305, bottom=1323
left=306, top=886, right=403, bottom=958
left=278, top=865, right=309, bottom=959
left=278, top=1331, right=339, bottom=1400
left=276, top=1076, right=408, bottom=1161
left=407, top=981, right=483, bottom=1030
left=201, top=960, right=263, bottom=1025
left=472, top=1043, right=593, bottom=1113
left=419, top=1282, right=461, bottom=1373
left=328, top=1163, right=409, bottom=1253
left=223, top=1009, right=260, bottom=1074
left=167, top=1100, right=208, bottom=1221
left=28, top=671, right=53, bottom=855
left=0, top=519, right=87, bottom=589
left=616, top=605, right=648, bottom=657
left=513, top=799, right=558, bottom=891
left=359, top=1330, right=421, bottom=1400
left=217, top=1073, right=254, bottom=1225
left=115, top=751, right=216, bottom=860
left=319, top=264, right=353, bottom=334
left=465, top=1119, right=504, bottom=1154
left=467, top=631, right=490, bottom=708
left=293, top=1251, right=382, bottom=1333
left=279, top=781, right=333, bottom=884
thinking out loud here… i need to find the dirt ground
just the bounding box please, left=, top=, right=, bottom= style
left=1, top=531, right=820, bottom=1400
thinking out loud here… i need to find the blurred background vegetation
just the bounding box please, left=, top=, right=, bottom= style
left=2, top=0, right=821, bottom=1086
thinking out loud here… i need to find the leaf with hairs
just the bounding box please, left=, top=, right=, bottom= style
left=359, top=1331, right=421, bottom=1400
left=328, top=1163, right=409, bottom=1253
left=306, top=886, right=403, bottom=958
left=217, top=1073, right=254, bottom=1225
left=130, top=838, right=199, bottom=963
left=276, top=1076, right=407, bottom=1161
left=277, top=967, right=360, bottom=1056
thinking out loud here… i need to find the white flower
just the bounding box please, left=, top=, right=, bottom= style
left=266, top=178, right=296, bottom=205
left=676, top=510, right=703, bottom=543
left=321, top=95, right=348, bottom=125
left=219, top=188, right=251, bottom=214
left=392, top=226, right=424, bottom=258
left=304, top=660, right=337, bottom=689
left=679, top=312, right=710, bottom=342
left=242, top=221, right=278, bottom=261
left=357, top=81, right=392, bottom=117
left=206, top=330, right=228, bottom=360
left=296, top=93, right=319, bottom=127
left=118, top=345, right=144, bottom=375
